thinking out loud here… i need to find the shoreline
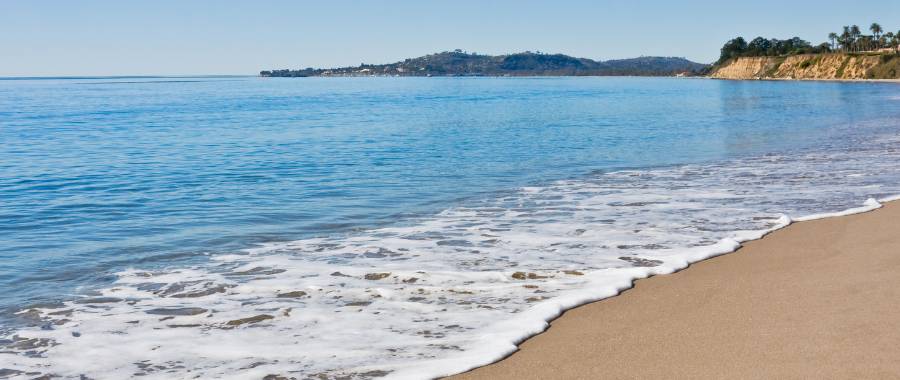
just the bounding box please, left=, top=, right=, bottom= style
left=708, top=76, right=900, bottom=83
left=448, top=198, right=900, bottom=379
left=4, top=75, right=899, bottom=378
left=262, top=75, right=900, bottom=82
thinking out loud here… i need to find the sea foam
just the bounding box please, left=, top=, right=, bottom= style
left=2, top=133, right=900, bottom=380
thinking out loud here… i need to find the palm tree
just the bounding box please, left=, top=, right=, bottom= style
left=841, top=26, right=852, bottom=52
left=828, top=32, right=838, bottom=50
left=860, top=36, right=874, bottom=51
left=851, top=25, right=862, bottom=51
left=871, top=23, right=883, bottom=49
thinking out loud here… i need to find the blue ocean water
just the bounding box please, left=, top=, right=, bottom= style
left=2, top=77, right=900, bottom=379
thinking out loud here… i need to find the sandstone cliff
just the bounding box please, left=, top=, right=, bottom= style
left=710, top=53, right=900, bottom=80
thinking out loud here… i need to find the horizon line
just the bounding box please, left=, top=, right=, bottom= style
left=2, top=51, right=713, bottom=78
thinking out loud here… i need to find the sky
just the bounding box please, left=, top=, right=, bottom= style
left=2, top=0, right=899, bottom=76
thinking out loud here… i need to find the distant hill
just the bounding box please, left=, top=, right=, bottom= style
left=261, top=51, right=710, bottom=77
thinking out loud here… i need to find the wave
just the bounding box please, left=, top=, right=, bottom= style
left=2, top=134, right=900, bottom=380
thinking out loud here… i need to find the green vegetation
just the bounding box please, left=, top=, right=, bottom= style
left=261, top=50, right=709, bottom=78
left=797, top=55, right=823, bottom=70
left=835, top=56, right=850, bottom=78
left=763, top=57, right=787, bottom=78
left=834, top=23, right=899, bottom=52
left=867, top=55, right=900, bottom=79
left=718, top=37, right=830, bottom=64
left=717, top=21, right=899, bottom=64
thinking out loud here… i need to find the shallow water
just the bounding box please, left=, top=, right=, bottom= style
left=1, top=77, right=899, bottom=379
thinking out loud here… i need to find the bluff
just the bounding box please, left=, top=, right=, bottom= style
left=710, top=53, right=900, bottom=80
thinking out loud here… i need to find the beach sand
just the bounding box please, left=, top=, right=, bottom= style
left=450, top=201, right=900, bottom=379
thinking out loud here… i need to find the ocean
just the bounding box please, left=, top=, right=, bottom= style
left=1, top=76, right=899, bottom=379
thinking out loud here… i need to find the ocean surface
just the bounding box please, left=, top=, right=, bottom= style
left=1, top=76, right=899, bottom=379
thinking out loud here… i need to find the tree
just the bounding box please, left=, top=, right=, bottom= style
left=715, top=21, right=896, bottom=65
left=840, top=26, right=852, bottom=52
left=850, top=25, right=862, bottom=51
left=718, top=37, right=748, bottom=63
left=871, top=23, right=883, bottom=48
left=788, top=37, right=812, bottom=53
left=747, top=37, right=772, bottom=56
left=859, top=36, right=874, bottom=51
left=828, top=32, right=838, bottom=50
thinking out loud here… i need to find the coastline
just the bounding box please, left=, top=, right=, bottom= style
left=5, top=77, right=900, bottom=379
left=449, top=199, right=900, bottom=379
left=708, top=77, right=900, bottom=83
left=708, top=53, right=900, bottom=82
left=257, top=75, right=900, bottom=82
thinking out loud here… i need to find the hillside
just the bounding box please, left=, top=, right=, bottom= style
left=261, top=51, right=709, bottom=77
left=710, top=53, right=900, bottom=80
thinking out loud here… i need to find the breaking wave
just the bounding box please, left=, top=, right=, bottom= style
left=3, top=133, right=900, bottom=380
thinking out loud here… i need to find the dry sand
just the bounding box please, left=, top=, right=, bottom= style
left=450, top=201, right=900, bottom=379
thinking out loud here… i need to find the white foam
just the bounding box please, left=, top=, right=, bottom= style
left=793, top=198, right=882, bottom=221
left=3, top=134, right=900, bottom=379
left=879, top=193, right=900, bottom=203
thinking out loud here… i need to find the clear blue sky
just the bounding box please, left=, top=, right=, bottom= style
left=2, top=0, right=899, bottom=76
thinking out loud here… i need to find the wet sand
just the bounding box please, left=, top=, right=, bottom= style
left=451, top=201, right=900, bottom=379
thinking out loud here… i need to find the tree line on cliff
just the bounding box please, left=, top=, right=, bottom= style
left=718, top=23, right=899, bottom=64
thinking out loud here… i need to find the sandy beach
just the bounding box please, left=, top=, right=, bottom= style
left=451, top=201, right=900, bottom=379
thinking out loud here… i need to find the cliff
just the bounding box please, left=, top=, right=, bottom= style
left=710, top=53, right=900, bottom=80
